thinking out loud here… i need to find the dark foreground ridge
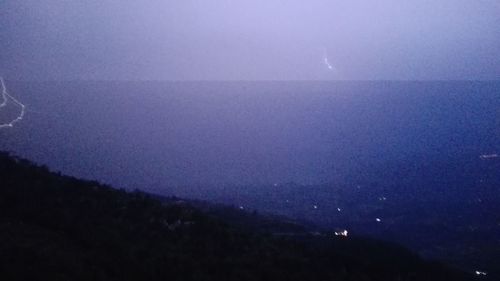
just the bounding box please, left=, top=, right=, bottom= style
left=0, top=152, right=474, bottom=281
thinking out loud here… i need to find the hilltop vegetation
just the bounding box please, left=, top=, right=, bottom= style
left=0, top=152, right=474, bottom=281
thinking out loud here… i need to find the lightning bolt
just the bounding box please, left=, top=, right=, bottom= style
left=322, top=48, right=334, bottom=71
left=0, top=77, right=26, bottom=129
left=324, top=57, right=333, bottom=70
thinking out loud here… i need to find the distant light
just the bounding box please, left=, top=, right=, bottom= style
left=239, top=206, right=244, bottom=210
left=480, top=154, right=498, bottom=159
left=378, top=196, right=387, bottom=201
left=375, top=218, right=381, bottom=222
left=337, top=208, right=342, bottom=212
left=475, top=270, right=487, bottom=276
left=313, top=205, right=318, bottom=209
left=334, top=230, right=348, bottom=237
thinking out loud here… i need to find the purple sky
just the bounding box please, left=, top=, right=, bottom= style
left=1, top=0, right=499, bottom=80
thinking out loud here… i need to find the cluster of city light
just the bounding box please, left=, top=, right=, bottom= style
left=0, top=77, right=25, bottom=129
left=334, top=230, right=348, bottom=237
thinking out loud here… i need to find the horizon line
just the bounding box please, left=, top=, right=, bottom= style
left=2, top=78, right=500, bottom=83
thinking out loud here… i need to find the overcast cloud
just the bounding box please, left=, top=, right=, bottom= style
left=1, top=0, right=499, bottom=80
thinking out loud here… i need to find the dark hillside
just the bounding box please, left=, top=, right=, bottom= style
left=0, top=152, right=474, bottom=281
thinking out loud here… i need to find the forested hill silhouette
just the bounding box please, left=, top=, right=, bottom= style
left=0, top=151, right=474, bottom=281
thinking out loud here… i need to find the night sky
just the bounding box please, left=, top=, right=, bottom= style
left=1, top=2, right=500, bottom=278
left=1, top=0, right=499, bottom=81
